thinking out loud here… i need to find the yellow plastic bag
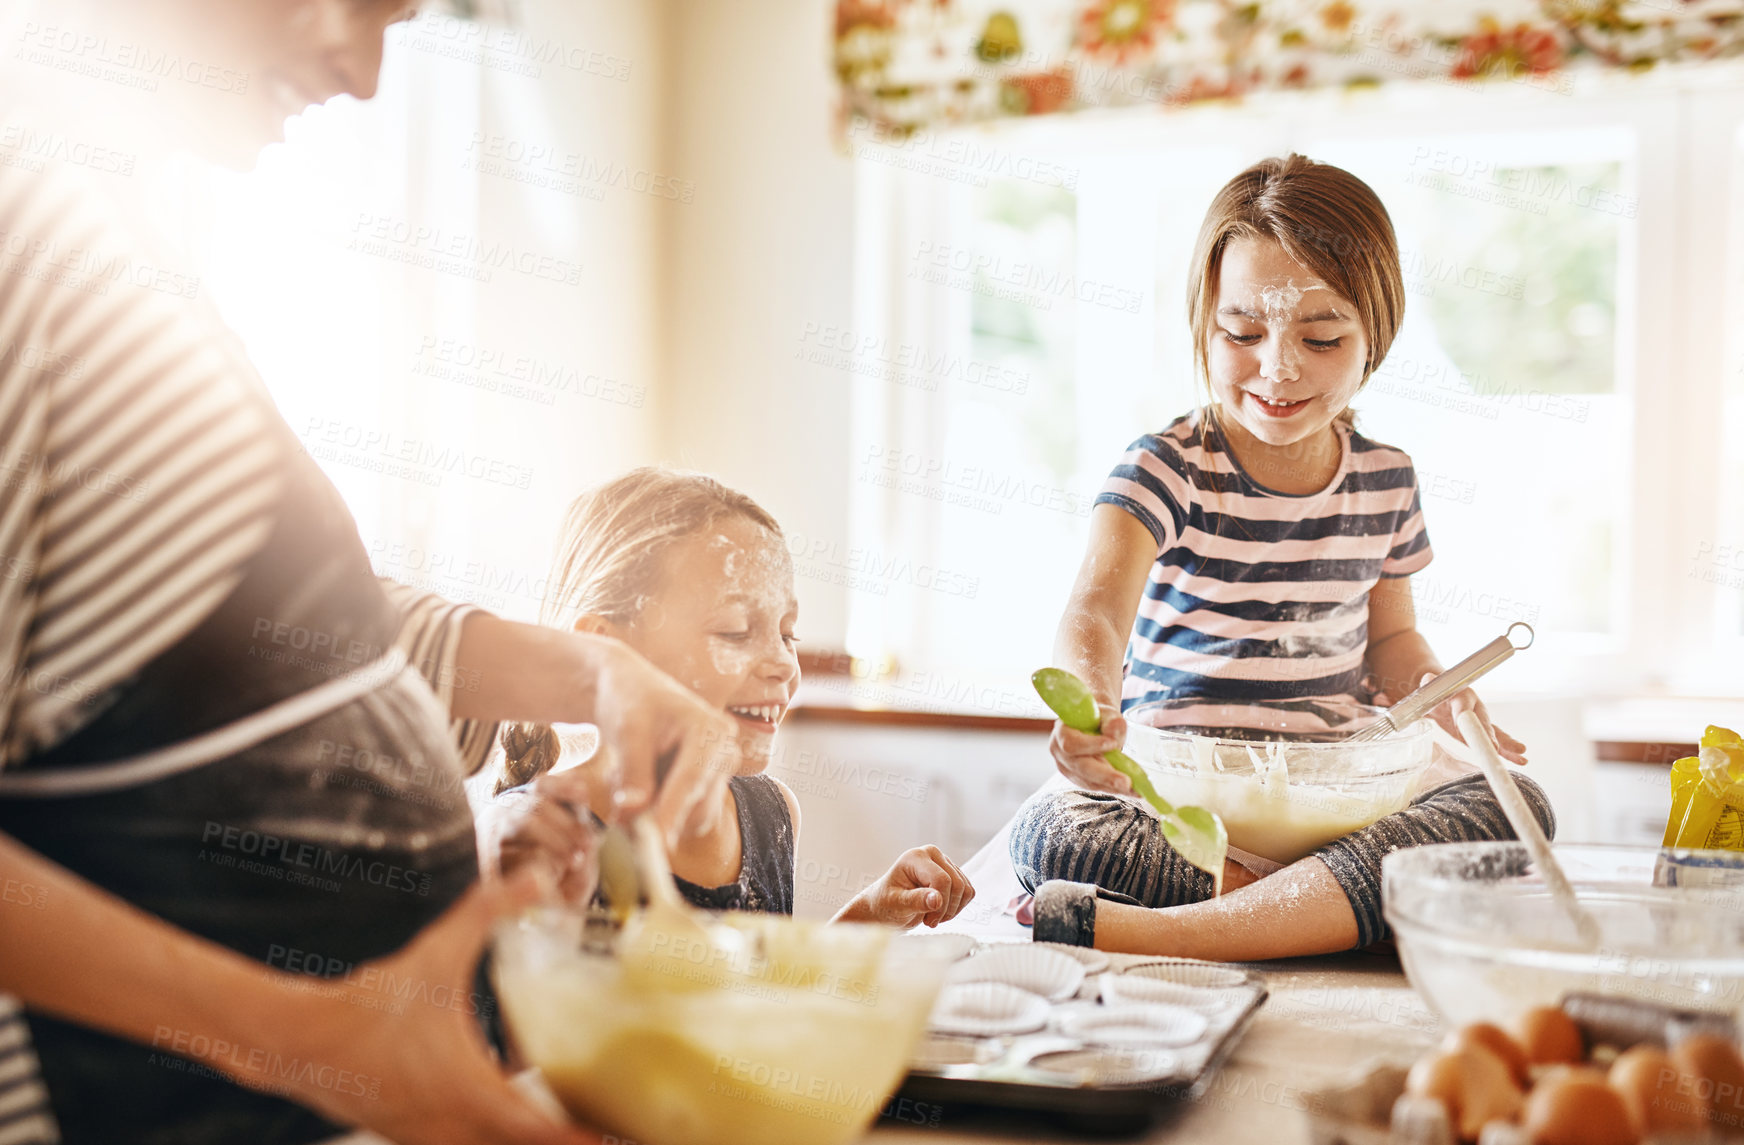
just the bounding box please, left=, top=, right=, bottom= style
left=1664, top=725, right=1744, bottom=851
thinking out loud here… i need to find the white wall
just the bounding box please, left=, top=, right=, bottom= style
left=661, top=0, right=857, bottom=647
left=207, top=0, right=684, bottom=621
left=443, top=0, right=681, bottom=601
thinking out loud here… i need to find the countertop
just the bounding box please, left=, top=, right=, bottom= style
left=319, top=953, right=1437, bottom=1145
left=869, top=951, right=1439, bottom=1144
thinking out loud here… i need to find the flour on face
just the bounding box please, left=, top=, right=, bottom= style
left=1251, top=278, right=1334, bottom=377
left=710, top=533, right=741, bottom=581
left=701, top=532, right=794, bottom=678
left=1255, top=280, right=1317, bottom=324
left=610, top=514, right=801, bottom=780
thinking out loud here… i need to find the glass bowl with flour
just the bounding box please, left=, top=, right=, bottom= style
left=1123, top=697, right=1435, bottom=864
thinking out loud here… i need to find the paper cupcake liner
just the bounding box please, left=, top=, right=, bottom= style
left=1098, top=972, right=1252, bottom=1012
left=946, top=943, right=1086, bottom=1002
left=1032, top=941, right=1112, bottom=975
left=1120, top=958, right=1248, bottom=989
left=928, top=982, right=1051, bottom=1037
left=1053, top=1000, right=1211, bottom=1047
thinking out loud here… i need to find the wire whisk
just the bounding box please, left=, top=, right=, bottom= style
left=1344, top=623, right=1534, bottom=743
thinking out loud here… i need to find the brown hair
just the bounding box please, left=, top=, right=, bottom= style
left=1186, top=153, right=1404, bottom=432
left=495, top=467, right=782, bottom=793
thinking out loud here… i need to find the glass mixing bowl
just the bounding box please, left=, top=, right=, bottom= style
left=492, top=907, right=953, bottom=1145
left=1123, top=697, right=1435, bottom=864
left=1384, top=841, right=1744, bottom=1027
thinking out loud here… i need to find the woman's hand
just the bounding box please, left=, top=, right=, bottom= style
left=260, top=863, right=597, bottom=1145
left=587, top=640, right=738, bottom=845
left=835, top=846, right=975, bottom=929
left=451, top=617, right=739, bottom=848
left=475, top=768, right=601, bottom=903
left=1, top=830, right=602, bottom=1145
left=1377, top=673, right=1528, bottom=765
left=1049, top=703, right=1133, bottom=795
left=3, top=829, right=600, bottom=1145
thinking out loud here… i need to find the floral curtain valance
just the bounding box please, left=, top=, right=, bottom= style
left=834, top=0, right=1744, bottom=134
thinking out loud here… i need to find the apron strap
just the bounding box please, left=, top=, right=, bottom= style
left=0, top=648, right=409, bottom=798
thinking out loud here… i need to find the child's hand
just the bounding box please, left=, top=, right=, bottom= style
left=476, top=767, right=601, bottom=902
left=1377, top=673, right=1528, bottom=766
left=835, top=845, right=975, bottom=929
left=1050, top=705, right=1134, bottom=795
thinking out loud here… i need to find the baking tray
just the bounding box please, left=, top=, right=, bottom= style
left=891, top=940, right=1269, bottom=1127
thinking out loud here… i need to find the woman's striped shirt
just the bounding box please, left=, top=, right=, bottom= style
left=1095, top=410, right=1432, bottom=709
left=0, top=131, right=500, bottom=1145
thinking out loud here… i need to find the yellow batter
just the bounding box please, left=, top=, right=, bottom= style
left=1149, top=769, right=1404, bottom=863
left=495, top=913, right=943, bottom=1145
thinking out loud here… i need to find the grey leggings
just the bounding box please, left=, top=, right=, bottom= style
left=1009, top=772, right=1556, bottom=948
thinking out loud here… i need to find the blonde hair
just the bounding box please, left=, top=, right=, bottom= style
left=1186, top=153, right=1404, bottom=435
left=495, top=467, right=782, bottom=793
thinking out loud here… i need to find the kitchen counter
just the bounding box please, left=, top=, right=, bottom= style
left=1584, top=696, right=1744, bottom=763
left=870, top=952, right=1440, bottom=1144
left=320, top=954, right=1438, bottom=1145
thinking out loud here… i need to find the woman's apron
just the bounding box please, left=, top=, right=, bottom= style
left=0, top=441, right=481, bottom=1145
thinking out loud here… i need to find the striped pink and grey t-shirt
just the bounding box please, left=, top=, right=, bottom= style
left=1096, top=410, right=1432, bottom=709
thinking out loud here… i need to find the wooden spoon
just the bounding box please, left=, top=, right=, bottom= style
left=1455, top=710, right=1600, bottom=949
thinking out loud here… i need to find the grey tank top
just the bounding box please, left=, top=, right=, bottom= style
left=674, top=773, right=794, bottom=914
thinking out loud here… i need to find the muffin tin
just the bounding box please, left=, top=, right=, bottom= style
left=896, top=940, right=1268, bottom=1119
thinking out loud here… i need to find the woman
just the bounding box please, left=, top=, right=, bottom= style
left=0, top=2, right=732, bottom=1143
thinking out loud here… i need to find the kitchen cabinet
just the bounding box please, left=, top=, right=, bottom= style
left=768, top=708, right=1053, bottom=919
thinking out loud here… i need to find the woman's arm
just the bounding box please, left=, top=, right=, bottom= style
left=1366, top=576, right=1527, bottom=763
left=1050, top=506, right=1160, bottom=793
left=450, top=614, right=737, bottom=844
left=0, top=831, right=592, bottom=1145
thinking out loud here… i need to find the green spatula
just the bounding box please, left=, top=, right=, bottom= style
left=1032, top=667, right=1230, bottom=895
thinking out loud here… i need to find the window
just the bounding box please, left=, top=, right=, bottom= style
left=184, top=8, right=664, bottom=624
left=852, top=77, right=1744, bottom=704
left=1305, top=133, right=1631, bottom=649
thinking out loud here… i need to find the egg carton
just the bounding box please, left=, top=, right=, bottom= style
left=894, top=939, right=1269, bottom=1119
left=1304, top=994, right=1744, bottom=1145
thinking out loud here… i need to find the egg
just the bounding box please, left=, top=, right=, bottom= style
left=1608, top=1045, right=1705, bottom=1135
left=1671, top=1032, right=1744, bottom=1134
left=1444, top=1022, right=1529, bottom=1087
left=1405, top=1048, right=1470, bottom=1137
left=1523, top=1067, right=1639, bottom=1145
left=1512, top=1006, right=1584, bottom=1066
left=1405, top=1045, right=1524, bottom=1142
